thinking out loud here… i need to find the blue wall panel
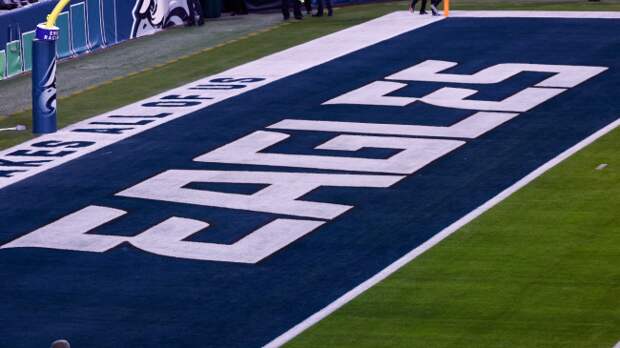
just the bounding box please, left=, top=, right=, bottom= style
left=114, top=0, right=134, bottom=42
left=0, top=0, right=126, bottom=75
left=100, top=0, right=118, bottom=46
left=0, top=0, right=193, bottom=77
left=21, top=30, right=34, bottom=71
left=0, top=50, right=5, bottom=79
left=86, top=0, right=104, bottom=49
left=56, top=12, right=72, bottom=59
left=70, top=3, right=89, bottom=54
left=5, top=40, right=21, bottom=77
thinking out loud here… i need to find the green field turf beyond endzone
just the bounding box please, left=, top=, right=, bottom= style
left=287, top=138, right=620, bottom=347
left=1, top=2, right=619, bottom=347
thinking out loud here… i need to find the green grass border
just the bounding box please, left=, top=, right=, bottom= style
left=286, top=126, right=620, bottom=348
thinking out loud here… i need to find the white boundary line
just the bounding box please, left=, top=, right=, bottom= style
left=183, top=8, right=620, bottom=342
left=0, top=12, right=442, bottom=190
left=1, top=11, right=618, bottom=189
left=265, top=118, right=620, bottom=347
left=450, top=10, right=620, bottom=18
left=265, top=12, right=620, bottom=346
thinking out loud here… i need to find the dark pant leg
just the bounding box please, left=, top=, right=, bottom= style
left=325, top=0, right=332, bottom=14
left=430, top=0, right=441, bottom=14
left=420, top=0, right=427, bottom=12
left=232, top=0, right=248, bottom=14
left=281, top=0, right=290, bottom=19
left=410, top=0, right=417, bottom=10
left=304, top=0, right=311, bottom=14
left=292, top=0, right=302, bottom=18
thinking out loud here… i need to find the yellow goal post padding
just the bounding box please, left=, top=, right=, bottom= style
left=45, top=0, right=71, bottom=28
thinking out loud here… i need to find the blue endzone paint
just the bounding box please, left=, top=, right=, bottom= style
left=0, top=17, right=619, bottom=347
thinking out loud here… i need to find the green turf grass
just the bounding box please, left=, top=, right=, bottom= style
left=285, top=132, right=620, bottom=348
left=452, top=0, right=620, bottom=12
left=0, top=2, right=618, bottom=347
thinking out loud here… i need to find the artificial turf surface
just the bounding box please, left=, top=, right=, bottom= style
left=1, top=1, right=618, bottom=347
left=286, top=131, right=620, bottom=348
left=2, top=1, right=620, bottom=149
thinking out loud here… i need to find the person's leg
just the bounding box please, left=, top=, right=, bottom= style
left=409, top=0, right=417, bottom=12
left=292, top=0, right=302, bottom=19
left=304, top=0, right=311, bottom=15
left=186, top=0, right=196, bottom=25
left=419, top=0, right=428, bottom=14
left=192, top=0, right=205, bottom=24
left=326, top=0, right=332, bottom=16
left=314, top=0, right=324, bottom=16
left=431, top=0, right=441, bottom=15
left=236, top=0, right=249, bottom=15
left=281, top=0, right=290, bottom=19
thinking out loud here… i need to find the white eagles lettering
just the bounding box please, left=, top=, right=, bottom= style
left=1, top=61, right=608, bottom=263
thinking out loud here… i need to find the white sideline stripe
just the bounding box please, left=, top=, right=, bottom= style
left=613, top=341, right=620, bottom=348
left=263, top=118, right=620, bottom=348
left=0, top=11, right=620, bottom=189
left=1, top=10, right=618, bottom=189
left=449, top=10, right=620, bottom=19
left=0, top=12, right=443, bottom=190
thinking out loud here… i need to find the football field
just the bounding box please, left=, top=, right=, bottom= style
left=0, top=3, right=619, bottom=348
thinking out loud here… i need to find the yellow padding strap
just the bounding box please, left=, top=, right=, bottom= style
left=46, top=0, right=71, bottom=28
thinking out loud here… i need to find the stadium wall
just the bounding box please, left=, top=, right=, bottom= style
left=245, top=0, right=372, bottom=13
left=0, top=0, right=196, bottom=80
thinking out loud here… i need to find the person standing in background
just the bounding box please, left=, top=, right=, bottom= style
left=228, top=0, right=248, bottom=16
left=430, top=0, right=441, bottom=15
left=409, top=0, right=428, bottom=14
left=282, top=0, right=303, bottom=20
left=313, top=0, right=332, bottom=17
left=303, top=0, right=312, bottom=15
